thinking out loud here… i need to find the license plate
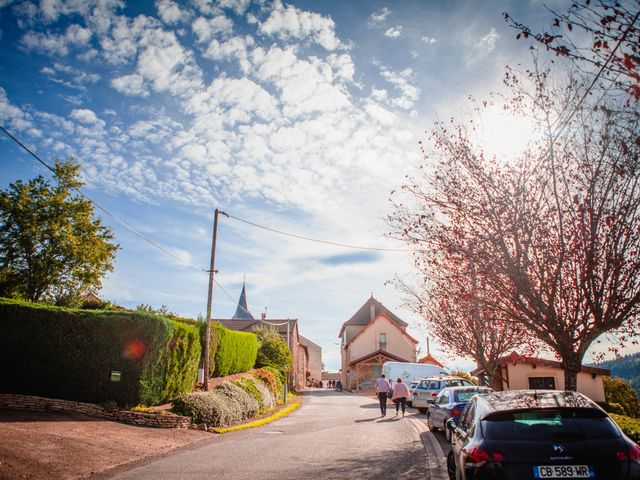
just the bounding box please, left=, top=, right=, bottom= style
left=533, top=465, right=594, bottom=478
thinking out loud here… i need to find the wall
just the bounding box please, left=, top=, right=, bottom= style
left=348, top=314, right=416, bottom=363
left=501, top=363, right=606, bottom=402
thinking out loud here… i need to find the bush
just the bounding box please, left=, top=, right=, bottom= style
left=173, top=382, right=262, bottom=427
left=604, top=376, right=640, bottom=418
left=253, top=368, right=279, bottom=398
left=160, top=320, right=201, bottom=401
left=213, top=323, right=258, bottom=377
left=254, top=325, right=292, bottom=382
left=233, top=376, right=275, bottom=413
left=0, top=297, right=201, bottom=406
left=611, top=413, right=640, bottom=443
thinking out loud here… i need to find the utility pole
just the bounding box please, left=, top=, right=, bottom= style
left=203, top=208, right=227, bottom=391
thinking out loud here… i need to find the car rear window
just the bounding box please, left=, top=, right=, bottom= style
left=483, top=409, right=620, bottom=441
left=455, top=391, right=479, bottom=402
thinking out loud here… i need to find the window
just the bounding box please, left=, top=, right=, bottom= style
left=438, top=391, right=449, bottom=405
left=528, top=377, right=556, bottom=390
left=379, top=333, right=387, bottom=351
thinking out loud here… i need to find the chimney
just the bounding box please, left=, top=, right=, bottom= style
left=261, top=307, right=267, bottom=320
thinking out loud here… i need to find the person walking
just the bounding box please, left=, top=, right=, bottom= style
left=375, top=374, right=391, bottom=417
left=392, top=377, right=410, bottom=417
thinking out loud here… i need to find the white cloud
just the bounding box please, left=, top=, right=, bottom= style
left=156, top=0, right=191, bottom=24
left=0, top=88, right=39, bottom=135
left=384, top=26, right=402, bottom=38
left=422, top=35, right=436, bottom=44
left=192, top=15, right=234, bottom=43
left=368, top=7, right=391, bottom=26
left=259, top=2, right=342, bottom=51
left=217, top=0, right=251, bottom=16
left=70, top=108, right=105, bottom=128
left=111, top=74, right=149, bottom=97
left=135, top=27, right=204, bottom=97
left=476, top=27, right=500, bottom=52
left=379, top=66, right=420, bottom=109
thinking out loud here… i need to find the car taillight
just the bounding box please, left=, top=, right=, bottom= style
left=617, top=443, right=640, bottom=464
left=466, top=447, right=505, bottom=467
left=431, top=392, right=437, bottom=397
left=451, top=406, right=462, bottom=417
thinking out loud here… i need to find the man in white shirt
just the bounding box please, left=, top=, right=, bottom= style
left=375, top=374, right=391, bottom=416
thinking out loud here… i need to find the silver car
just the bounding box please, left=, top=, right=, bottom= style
left=412, top=376, right=475, bottom=413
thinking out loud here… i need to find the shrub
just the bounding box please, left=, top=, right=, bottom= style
left=450, top=370, right=479, bottom=385
left=0, top=297, right=201, bottom=406
left=213, top=323, right=258, bottom=377
left=253, top=368, right=278, bottom=398
left=161, top=320, right=201, bottom=401
left=604, top=376, right=640, bottom=418
left=611, top=413, right=640, bottom=443
left=173, top=382, right=260, bottom=427
left=233, top=376, right=275, bottom=413
left=254, top=325, right=292, bottom=382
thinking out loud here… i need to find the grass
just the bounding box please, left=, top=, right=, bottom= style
left=211, top=401, right=301, bottom=434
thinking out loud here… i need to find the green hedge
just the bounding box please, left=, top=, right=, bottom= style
left=611, top=413, right=640, bottom=443
left=0, top=298, right=201, bottom=406
left=213, top=323, right=258, bottom=377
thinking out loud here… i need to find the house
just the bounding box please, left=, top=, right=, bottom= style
left=216, top=282, right=320, bottom=391
left=299, top=335, right=322, bottom=386
left=471, top=352, right=610, bottom=403
left=339, top=296, right=418, bottom=391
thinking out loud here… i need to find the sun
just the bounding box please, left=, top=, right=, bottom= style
left=471, top=104, right=540, bottom=162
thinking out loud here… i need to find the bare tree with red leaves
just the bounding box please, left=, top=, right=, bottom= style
left=395, top=250, right=535, bottom=389
left=504, top=0, right=640, bottom=103
left=390, top=68, right=640, bottom=391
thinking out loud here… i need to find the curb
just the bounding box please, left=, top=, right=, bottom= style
left=211, top=401, right=302, bottom=434
left=409, top=417, right=448, bottom=480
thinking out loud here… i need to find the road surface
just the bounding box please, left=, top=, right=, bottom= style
left=106, top=389, right=444, bottom=480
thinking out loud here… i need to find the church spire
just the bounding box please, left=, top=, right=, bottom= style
left=233, top=279, right=254, bottom=319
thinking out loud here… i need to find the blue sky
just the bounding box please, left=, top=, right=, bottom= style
left=0, top=0, right=589, bottom=371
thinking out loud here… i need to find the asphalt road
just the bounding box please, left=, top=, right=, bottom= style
left=106, top=389, right=446, bottom=480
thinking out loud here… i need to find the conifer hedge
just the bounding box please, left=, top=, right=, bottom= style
left=213, top=323, right=258, bottom=377
left=0, top=298, right=201, bottom=406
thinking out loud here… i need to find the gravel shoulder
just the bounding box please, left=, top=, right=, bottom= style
left=0, top=409, right=211, bottom=480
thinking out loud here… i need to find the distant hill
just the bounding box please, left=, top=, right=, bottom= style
left=597, top=352, right=640, bottom=396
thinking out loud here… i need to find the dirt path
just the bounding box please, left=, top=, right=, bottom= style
left=0, top=410, right=211, bottom=480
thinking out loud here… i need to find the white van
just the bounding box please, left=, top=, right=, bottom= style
left=381, top=361, right=448, bottom=384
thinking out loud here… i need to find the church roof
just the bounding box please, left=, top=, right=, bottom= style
left=233, top=282, right=254, bottom=319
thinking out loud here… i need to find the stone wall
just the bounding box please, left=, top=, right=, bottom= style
left=0, top=394, right=191, bottom=428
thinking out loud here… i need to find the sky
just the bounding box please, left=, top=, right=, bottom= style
left=0, top=0, right=603, bottom=372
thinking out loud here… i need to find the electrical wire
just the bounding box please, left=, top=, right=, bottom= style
left=226, top=213, right=415, bottom=252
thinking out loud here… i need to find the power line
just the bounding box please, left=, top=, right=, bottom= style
left=226, top=213, right=415, bottom=252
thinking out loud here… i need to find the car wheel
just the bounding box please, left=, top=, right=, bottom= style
left=428, top=414, right=439, bottom=431
left=445, top=423, right=451, bottom=442
left=446, top=451, right=456, bottom=480
left=418, top=407, right=427, bottom=414
left=407, top=401, right=412, bottom=407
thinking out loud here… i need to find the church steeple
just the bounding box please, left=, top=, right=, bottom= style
left=233, top=279, right=254, bottom=319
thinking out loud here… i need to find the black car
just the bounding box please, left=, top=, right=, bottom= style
left=447, top=390, right=640, bottom=480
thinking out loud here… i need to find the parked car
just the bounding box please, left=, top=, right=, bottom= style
left=446, top=390, right=640, bottom=480
left=428, top=386, right=493, bottom=441
left=407, top=381, right=419, bottom=407
left=412, top=376, right=475, bottom=413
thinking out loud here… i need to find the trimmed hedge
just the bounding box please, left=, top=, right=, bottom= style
left=0, top=298, right=201, bottom=406
left=213, top=323, right=258, bottom=377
